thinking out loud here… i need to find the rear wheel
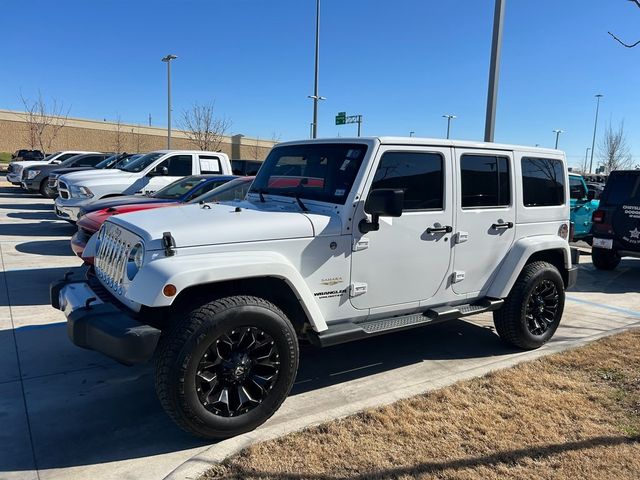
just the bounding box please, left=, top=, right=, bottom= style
left=493, top=261, right=565, bottom=350
left=592, top=247, right=621, bottom=270
left=155, top=295, right=298, bottom=439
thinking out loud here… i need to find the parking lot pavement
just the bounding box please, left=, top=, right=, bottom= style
left=1, top=179, right=639, bottom=480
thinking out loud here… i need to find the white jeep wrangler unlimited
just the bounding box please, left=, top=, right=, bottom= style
left=51, top=137, right=578, bottom=439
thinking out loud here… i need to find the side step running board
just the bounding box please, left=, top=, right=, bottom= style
left=309, top=298, right=504, bottom=348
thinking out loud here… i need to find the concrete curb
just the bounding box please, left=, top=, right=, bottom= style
left=163, top=318, right=640, bottom=480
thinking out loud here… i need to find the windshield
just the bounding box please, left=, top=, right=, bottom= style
left=191, top=178, right=253, bottom=203
left=58, top=155, right=83, bottom=167
left=120, top=152, right=164, bottom=172
left=153, top=176, right=219, bottom=199
left=95, top=154, right=119, bottom=169
left=250, top=143, right=367, bottom=205
left=42, top=152, right=62, bottom=162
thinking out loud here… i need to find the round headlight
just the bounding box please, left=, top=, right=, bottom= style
left=126, top=243, right=144, bottom=280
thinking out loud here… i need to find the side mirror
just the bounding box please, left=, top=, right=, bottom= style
left=587, top=190, right=596, bottom=201
left=359, top=188, right=404, bottom=234
left=149, top=166, right=169, bottom=177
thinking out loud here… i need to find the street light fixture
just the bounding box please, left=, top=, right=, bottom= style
left=443, top=114, right=457, bottom=139
left=589, top=94, right=603, bottom=173
left=553, top=129, right=564, bottom=149
left=161, top=54, right=178, bottom=149
left=409, top=131, right=415, bottom=137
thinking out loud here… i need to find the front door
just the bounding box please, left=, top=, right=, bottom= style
left=452, top=149, right=516, bottom=295
left=350, top=147, right=454, bottom=310
left=142, top=154, right=195, bottom=194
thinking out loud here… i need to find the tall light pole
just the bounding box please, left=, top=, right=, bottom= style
left=589, top=94, right=603, bottom=173
left=484, top=0, right=506, bottom=142
left=553, top=129, right=563, bottom=149
left=161, top=54, right=178, bottom=149
left=584, top=147, right=591, bottom=172
left=443, top=114, right=456, bottom=139
left=308, top=0, right=324, bottom=139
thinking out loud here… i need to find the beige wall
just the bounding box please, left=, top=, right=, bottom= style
left=0, top=110, right=275, bottom=160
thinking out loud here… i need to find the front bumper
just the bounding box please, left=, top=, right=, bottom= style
left=54, top=198, right=82, bottom=221
left=21, top=179, right=40, bottom=192
left=7, top=173, right=21, bottom=184
left=50, top=276, right=160, bottom=365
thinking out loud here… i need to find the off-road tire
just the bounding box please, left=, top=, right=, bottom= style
left=155, top=295, right=299, bottom=439
left=493, top=261, right=565, bottom=350
left=591, top=247, right=621, bottom=271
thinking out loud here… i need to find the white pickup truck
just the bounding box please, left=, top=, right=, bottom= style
left=52, top=137, right=578, bottom=439
left=7, top=151, right=98, bottom=185
left=54, top=150, right=232, bottom=221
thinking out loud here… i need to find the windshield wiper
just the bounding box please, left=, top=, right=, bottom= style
left=294, top=192, right=308, bottom=212
left=251, top=187, right=267, bottom=203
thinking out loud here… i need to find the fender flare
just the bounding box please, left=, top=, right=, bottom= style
left=487, top=236, right=572, bottom=299
left=127, top=251, right=328, bottom=332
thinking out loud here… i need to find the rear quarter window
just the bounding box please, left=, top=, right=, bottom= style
left=521, top=157, right=565, bottom=207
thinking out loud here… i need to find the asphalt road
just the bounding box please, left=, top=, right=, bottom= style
left=1, top=181, right=639, bottom=480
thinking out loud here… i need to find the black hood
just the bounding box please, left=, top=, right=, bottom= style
left=50, top=166, right=96, bottom=176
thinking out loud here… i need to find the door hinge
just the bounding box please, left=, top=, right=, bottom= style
left=455, top=231, right=469, bottom=244
left=350, top=282, right=368, bottom=297
left=452, top=271, right=465, bottom=283
left=352, top=237, right=370, bottom=252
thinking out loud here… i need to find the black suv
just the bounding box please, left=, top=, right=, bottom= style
left=591, top=170, right=640, bottom=270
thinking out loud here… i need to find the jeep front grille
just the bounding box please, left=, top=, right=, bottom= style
left=95, top=223, right=136, bottom=294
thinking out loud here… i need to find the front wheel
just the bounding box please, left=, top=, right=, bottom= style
left=39, top=178, right=56, bottom=198
left=493, top=261, right=565, bottom=350
left=592, top=247, right=620, bottom=270
left=155, top=295, right=299, bottom=439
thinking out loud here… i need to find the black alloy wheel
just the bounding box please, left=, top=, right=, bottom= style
left=195, top=326, right=281, bottom=417
left=525, top=279, right=559, bottom=336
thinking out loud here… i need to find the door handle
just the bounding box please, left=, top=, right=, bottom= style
left=426, top=225, right=453, bottom=234
left=491, top=222, right=514, bottom=230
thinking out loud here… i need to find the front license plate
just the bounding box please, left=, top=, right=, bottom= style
left=593, top=238, right=613, bottom=250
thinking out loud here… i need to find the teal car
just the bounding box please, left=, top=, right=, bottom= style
left=569, top=173, right=599, bottom=243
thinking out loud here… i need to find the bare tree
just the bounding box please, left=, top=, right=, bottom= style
left=248, top=137, right=261, bottom=160
left=609, top=1, right=640, bottom=47
left=180, top=102, right=231, bottom=151
left=113, top=115, right=124, bottom=153
left=598, top=121, right=634, bottom=173
left=130, top=126, right=147, bottom=153
left=19, top=91, right=70, bottom=153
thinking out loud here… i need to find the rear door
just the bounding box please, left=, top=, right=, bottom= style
left=452, top=149, right=515, bottom=296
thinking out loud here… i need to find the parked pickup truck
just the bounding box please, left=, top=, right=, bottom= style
left=54, top=150, right=232, bottom=222
left=6, top=151, right=98, bottom=185
left=51, top=138, right=577, bottom=439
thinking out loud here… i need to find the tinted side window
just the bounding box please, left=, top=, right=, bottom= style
left=569, top=176, right=587, bottom=200
left=521, top=158, right=565, bottom=207
left=371, top=151, right=443, bottom=210
left=461, top=155, right=510, bottom=208
left=57, top=153, right=77, bottom=162
left=159, top=155, right=193, bottom=176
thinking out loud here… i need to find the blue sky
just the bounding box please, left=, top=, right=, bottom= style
left=3, top=0, right=640, bottom=168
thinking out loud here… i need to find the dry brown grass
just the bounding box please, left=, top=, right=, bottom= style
left=203, top=330, right=640, bottom=480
